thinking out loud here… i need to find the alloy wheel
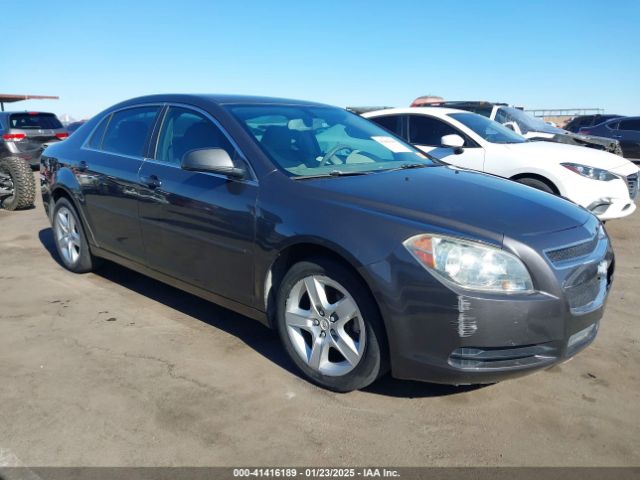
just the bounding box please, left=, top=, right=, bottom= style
left=284, top=275, right=366, bottom=376
left=0, top=170, right=14, bottom=199
left=54, top=206, right=82, bottom=266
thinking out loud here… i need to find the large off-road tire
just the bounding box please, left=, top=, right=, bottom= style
left=51, top=197, right=100, bottom=273
left=276, top=257, right=388, bottom=392
left=0, top=156, right=36, bottom=210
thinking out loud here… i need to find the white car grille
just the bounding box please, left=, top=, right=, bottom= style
left=627, top=173, right=638, bottom=200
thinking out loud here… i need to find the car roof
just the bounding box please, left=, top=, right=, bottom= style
left=363, top=106, right=469, bottom=117
left=115, top=93, right=331, bottom=109
left=603, top=115, right=639, bottom=123
left=438, top=101, right=507, bottom=108
left=573, top=114, right=620, bottom=119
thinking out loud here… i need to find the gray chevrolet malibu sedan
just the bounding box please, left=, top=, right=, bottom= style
left=40, top=94, right=614, bottom=391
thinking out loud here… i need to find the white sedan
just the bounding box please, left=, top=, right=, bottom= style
left=363, top=107, right=639, bottom=221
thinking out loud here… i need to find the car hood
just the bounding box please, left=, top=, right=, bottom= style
left=502, top=140, right=632, bottom=171
left=305, top=166, right=591, bottom=241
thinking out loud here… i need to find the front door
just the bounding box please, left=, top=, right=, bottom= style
left=137, top=106, right=258, bottom=305
left=408, top=114, right=485, bottom=171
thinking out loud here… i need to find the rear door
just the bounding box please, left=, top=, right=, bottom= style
left=79, top=105, right=161, bottom=263
left=407, top=114, right=485, bottom=171
left=137, top=105, right=258, bottom=305
left=615, top=118, right=640, bottom=160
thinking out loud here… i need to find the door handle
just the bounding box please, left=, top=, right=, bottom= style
left=139, top=174, right=162, bottom=189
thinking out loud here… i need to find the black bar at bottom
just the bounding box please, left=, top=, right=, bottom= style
left=1, top=467, right=639, bottom=480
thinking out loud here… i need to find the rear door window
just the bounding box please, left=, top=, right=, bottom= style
left=9, top=113, right=63, bottom=130
left=86, top=115, right=111, bottom=149
left=618, top=119, right=640, bottom=132
left=369, top=115, right=404, bottom=137
left=101, top=107, right=160, bottom=157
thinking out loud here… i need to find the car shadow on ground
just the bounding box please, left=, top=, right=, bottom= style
left=39, top=227, right=487, bottom=399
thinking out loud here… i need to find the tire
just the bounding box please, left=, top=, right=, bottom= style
left=51, top=198, right=99, bottom=273
left=276, top=257, right=387, bottom=392
left=612, top=144, right=624, bottom=157
left=0, top=156, right=36, bottom=210
left=515, top=177, right=555, bottom=194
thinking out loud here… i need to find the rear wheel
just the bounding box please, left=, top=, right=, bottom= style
left=276, top=258, right=386, bottom=392
left=0, top=156, right=36, bottom=210
left=515, top=176, right=555, bottom=194
left=52, top=198, right=99, bottom=273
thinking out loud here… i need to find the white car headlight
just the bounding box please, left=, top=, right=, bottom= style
left=561, top=163, right=618, bottom=181
left=403, top=234, right=534, bottom=293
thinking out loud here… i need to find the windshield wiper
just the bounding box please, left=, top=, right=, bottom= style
left=400, top=163, right=430, bottom=169
left=329, top=170, right=371, bottom=176
left=293, top=170, right=371, bottom=180
left=381, top=163, right=432, bottom=173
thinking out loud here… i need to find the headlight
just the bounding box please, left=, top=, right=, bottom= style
left=403, top=234, right=534, bottom=293
left=561, top=163, right=618, bottom=181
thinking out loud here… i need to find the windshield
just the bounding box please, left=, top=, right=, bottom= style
left=449, top=112, right=526, bottom=144
left=494, top=107, right=564, bottom=134
left=227, top=105, right=435, bottom=177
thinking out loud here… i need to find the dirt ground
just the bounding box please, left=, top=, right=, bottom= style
left=0, top=178, right=638, bottom=467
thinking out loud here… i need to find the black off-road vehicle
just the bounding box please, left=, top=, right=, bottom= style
left=0, top=111, right=68, bottom=210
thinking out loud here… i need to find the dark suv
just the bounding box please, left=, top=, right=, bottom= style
left=0, top=111, right=68, bottom=210
left=0, top=111, right=68, bottom=167
left=564, top=114, right=623, bottom=133
left=40, top=94, right=613, bottom=391
left=580, top=117, right=640, bottom=162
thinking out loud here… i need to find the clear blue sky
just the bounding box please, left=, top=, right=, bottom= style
left=3, top=0, right=639, bottom=120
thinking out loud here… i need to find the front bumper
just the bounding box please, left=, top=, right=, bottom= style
left=589, top=198, right=636, bottom=221
left=567, top=166, right=639, bottom=221
left=362, top=218, right=613, bottom=385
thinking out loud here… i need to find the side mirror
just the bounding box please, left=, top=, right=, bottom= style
left=502, top=122, right=517, bottom=132
left=441, top=134, right=465, bottom=154
left=181, top=148, right=246, bottom=179
left=441, top=134, right=465, bottom=148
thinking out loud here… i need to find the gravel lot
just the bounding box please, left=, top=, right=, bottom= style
left=0, top=177, right=638, bottom=467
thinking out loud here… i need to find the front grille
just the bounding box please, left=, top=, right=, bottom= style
left=546, top=236, right=598, bottom=265
left=627, top=173, right=638, bottom=200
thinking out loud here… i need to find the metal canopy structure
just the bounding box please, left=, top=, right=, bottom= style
left=0, top=93, right=59, bottom=111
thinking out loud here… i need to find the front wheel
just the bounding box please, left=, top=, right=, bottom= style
left=515, top=177, right=555, bottom=194
left=276, top=258, right=386, bottom=392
